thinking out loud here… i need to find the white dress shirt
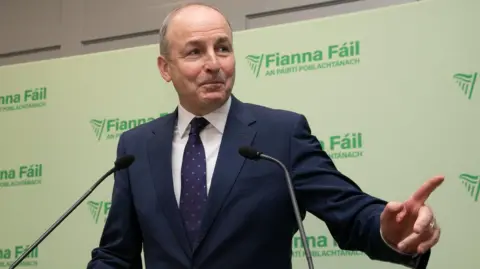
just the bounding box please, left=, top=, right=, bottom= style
left=172, top=96, right=231, bottom=205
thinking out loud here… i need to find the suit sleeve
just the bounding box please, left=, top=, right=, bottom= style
left=289, top=114, right=430, bottom=268
left=87, top=134, right=143, bottom=269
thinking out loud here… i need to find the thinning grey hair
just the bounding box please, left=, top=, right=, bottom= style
left=158, top=2, right=233, bottom=59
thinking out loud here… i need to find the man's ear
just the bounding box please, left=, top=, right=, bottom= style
left=157, top=55, right=171, bottom=82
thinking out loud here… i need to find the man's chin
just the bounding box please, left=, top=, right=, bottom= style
left=200, top=89, right=229, bottom=101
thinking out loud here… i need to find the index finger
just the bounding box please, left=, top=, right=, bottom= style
left=410, top=176, right=444, bottom=204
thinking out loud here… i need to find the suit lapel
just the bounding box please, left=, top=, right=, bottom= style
left=194, top=97, right=257, bottom=251
left=147, top=111, right=192, bottom=257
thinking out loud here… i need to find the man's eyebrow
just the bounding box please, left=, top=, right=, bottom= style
left=185, top=40, right=203, bottom=47
left=216, top=36, right=230, bottom=44
left=184, top=36, right=231, bottom=47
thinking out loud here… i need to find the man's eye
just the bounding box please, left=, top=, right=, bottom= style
left=218, top=46, right=230, bottom=52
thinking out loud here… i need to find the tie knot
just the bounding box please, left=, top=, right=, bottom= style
left=189, top=117, right=209, bottom=135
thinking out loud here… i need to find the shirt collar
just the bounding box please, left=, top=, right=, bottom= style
left=177, top=96, right=231, bottom=138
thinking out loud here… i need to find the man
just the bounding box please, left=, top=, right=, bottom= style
left=87, top=3, right=442, bottom=269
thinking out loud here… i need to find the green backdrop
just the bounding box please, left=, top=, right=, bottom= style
left=0, top=0, right=478, bottom=268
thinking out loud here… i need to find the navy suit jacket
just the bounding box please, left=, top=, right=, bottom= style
left=87, top=96, right=430, bottom=269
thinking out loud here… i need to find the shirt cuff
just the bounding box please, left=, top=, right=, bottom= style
left=380, top=228, right=421, bottom=268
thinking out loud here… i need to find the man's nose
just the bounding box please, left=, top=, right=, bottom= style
left=204, top=52, right=220, bottom=72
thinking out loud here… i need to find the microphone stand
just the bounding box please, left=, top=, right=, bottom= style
left=8, top=167, right=117, bottom=269
left=259, top=154, right=315, bottom=269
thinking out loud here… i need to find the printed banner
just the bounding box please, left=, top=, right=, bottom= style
left=0, top=0, right=478, bottom=268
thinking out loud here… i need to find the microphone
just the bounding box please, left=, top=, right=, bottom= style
left=8, top=155, right=135, bottom=269
left=238, top=146, right=314, bottom=269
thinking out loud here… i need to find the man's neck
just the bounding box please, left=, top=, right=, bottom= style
left=180, top=98, right=229, bottom=116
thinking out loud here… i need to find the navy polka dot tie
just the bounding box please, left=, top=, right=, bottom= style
left=180, top=117, right=209, bottom=245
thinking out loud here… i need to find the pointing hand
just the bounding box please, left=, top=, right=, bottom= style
left=380, top=176, right=444, bottom=254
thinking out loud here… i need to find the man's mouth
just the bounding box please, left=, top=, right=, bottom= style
left=201, top=81, right=224, bottom=86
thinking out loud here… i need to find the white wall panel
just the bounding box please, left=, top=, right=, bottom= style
left=0, top=0, right=418, bottom=66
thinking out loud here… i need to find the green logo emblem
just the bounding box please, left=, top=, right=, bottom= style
left=453, top=72, right=477, bottom=100
left=459, top=173, right=480, bottom=202
left=90, top=112, right=168, bottom=141
left=0, top=164, right=43, bottom=188
left=0, top=245, right=39, bottom=267
left=245, top=54, right=264, bottom=78
left=87, top=200, right=111, bottom=224
left=319, top=132, right=363, bottom=159
left=245, top=41, right=361, bottom=78
left=0, top=87, right=47, bottom=113
left=292, top=234, right=364, bottom=258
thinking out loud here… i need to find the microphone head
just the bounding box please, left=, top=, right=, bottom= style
left=114, top=155, right=135, bottom=170
left=238, top=146, right=261, bottom=160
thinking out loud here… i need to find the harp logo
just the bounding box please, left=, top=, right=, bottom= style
left=245, top=55, right=264, bottom=78
left=453, top=72, right=477, bottom=100
left=87, top=200, right=111, bottom=224
left=90, top=112, right=168, bottom=141
left=245, top=41, right=361, bottom=78
left=459, top=173, right=480, bottom=202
